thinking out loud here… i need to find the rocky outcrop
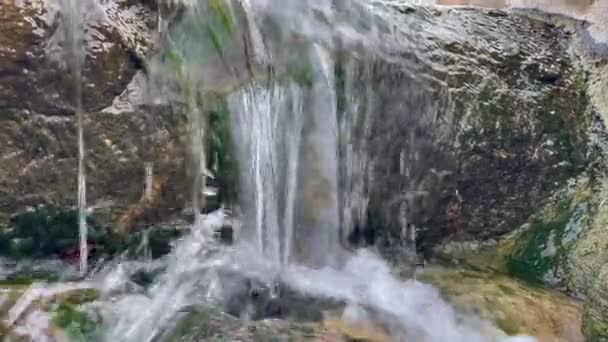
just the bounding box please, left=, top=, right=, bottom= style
left=0, top=0, right=254, bottom=230
left=158, top=306, right=390, bottom=342
left=583, top=264, right=608, bottom=340
left=417, top=266, right=584, bottom=342
left=337, top=6, right=592, bottom=257
left=0, top=0, right=155, bottom=114
left=434, top=174, right=608, bottom=340
left=0, top=1, right=195, bottom=229
left=0, top=104, right=189, bottom=227
left=422, top=10, right=608, bottom=341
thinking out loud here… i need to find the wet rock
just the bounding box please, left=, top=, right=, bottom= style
left=583, top=264, right=608, bottom=341
left=338, top=7, right=592, bottom=257
left=0, top=105, right=189, bottom=229
left=1, top=205, right=120, bottom=260
left=0, top=282, right=99, bottom=340
left=417, top=266, right=585, bottom=342
left=0, top=1, right=188, bottom=230
left=433, top=175, right=608, bottom=341
left=158, top=305, right=389, bottom=342
left=0, top=0, right=156, bottom=115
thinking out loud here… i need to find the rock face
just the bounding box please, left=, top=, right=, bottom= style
left=338, top=6, right=591, bottom=257
left=0, top=1, right=195, bottom=228
left=434, top=174, right=608, bottom=340
left=0, top=0, right=257, bottom=231
left=425, top=12, right=608, bottom=341
left=417, top=266, right=585, bottom=342
left=158, top=306, right=390, bottom=342
left=0, top=104, right=189, bottom=228
left=0, top=0, right=155, bottom=114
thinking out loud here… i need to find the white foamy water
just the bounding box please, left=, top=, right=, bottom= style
left=282, top=250, right=535, bottom=342
left=101, top=218, right=535, bottom=341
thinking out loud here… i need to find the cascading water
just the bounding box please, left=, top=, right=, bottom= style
left=100, top=1, right=535, bottom=340
left=13, top=0, right=549, bottom=341
left=229, top=81, right=303, bottom=266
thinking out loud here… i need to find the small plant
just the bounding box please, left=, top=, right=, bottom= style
left=1, top=205, right=120, bottom=260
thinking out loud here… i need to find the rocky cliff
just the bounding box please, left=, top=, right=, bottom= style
left=1, top=1, right=608, bottom=340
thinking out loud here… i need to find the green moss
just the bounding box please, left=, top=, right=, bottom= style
left=209, top=0, right=234, bottom=35
left=161, top=309, right=221, bottom=341
left=496, top=315, right=521, bottom=335
left=52, top=303, right=98, bottom=342
left=122, top=227, right=183, bottom=259
left=0, top=271, right=59, bottom=285
left=207, top=99, right=239, bottom=204
left=506, top=197, right=583, bottom=284
left=59, top=288, right=99, bottom=306
left=165, top=0, right=236, bottom=81
left=289, top=61, right=314, bottom=88
left=2, top=206, right=121, bottom=259
left=582, top=309, right=608, bottom=342
left=498, top=284, right=517, bottom=296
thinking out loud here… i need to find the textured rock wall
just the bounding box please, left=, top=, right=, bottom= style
left=339, top=6, right=592, bottom=256
left=0, top=1, right=190, bottom=229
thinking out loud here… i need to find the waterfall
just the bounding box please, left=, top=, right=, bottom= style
left=188, top=87, right=207, bottom=227
left=229, top=81, right=303, bottom=266
left=94, top=1, right=538, bottom=341
left=337, top=59, right=373, bottom=249
left=57, top=0, right=89, bottom=277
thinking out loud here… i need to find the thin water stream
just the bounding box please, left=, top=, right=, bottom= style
left=58, top=0, right=89, bottom=277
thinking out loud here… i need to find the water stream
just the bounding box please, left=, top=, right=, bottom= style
left=56, top=0, right=89, bottom=277
left=14, top=0, right=585, bottom=340
left=97, top=1, right=538, bottom=341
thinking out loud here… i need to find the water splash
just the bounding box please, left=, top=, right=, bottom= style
left=282, top=250, right=535, bottom=342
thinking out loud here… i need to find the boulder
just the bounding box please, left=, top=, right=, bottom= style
left=0, top=0, right=184, bottom=229
left=0, top=0, right=155, bottom=114
left=158, top=305, right=390, bottom=342
left=335, top=7, right=592, bottom=257
left=417, top=266, right=584, bottom=342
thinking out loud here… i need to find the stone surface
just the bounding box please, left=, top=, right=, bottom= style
left=158, top=305, right=390, bottom=342
left=583, top=264, right=608, bottom=341
left=0, top=0, right=156, bottom=115
left=338, top=7, right=592, bottom=256
left=434, top=175, right=608, bottom=341
left=0, top=0, right=182, bottom=230
left=417, top=266, right=585, bottom=342
left=0, top=105, right=189, bottom=229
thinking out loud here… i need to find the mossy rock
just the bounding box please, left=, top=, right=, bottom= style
left=582, top=265, right=608, bottom=341
left=159, top=306, right=318, bottom=342
left=159, top=305, right=390, bottom=342
left=417, top=266, right=584, bottom=342
left=435, top=177, right=593, bottom=286
left=52, top=303, right=100, bottom=342
left=506, top=199, right=579, bottom=284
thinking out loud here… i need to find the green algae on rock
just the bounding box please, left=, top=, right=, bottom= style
left=417, top=266, right=584, bottom=342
